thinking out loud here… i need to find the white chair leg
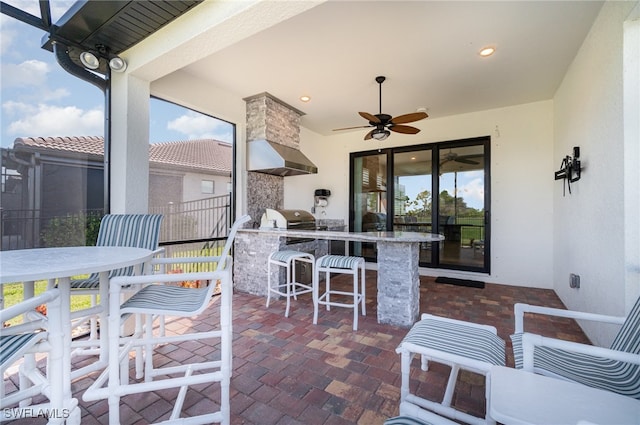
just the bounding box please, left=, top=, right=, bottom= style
left=313, top=266, right=320, bottom=325
left=266, top=258, right=273, bottom=308
left=352, top=270, right=358, bottom=331
left=285, top=261, right=292, bottom=318
left=360, top=262, right=366, bottom=316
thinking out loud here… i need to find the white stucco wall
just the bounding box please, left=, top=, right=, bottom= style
left=285, top=100, right=555, bottom=289
left=552, top=0, right=639, bottom=347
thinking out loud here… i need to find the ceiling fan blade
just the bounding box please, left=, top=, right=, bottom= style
left=364, top=129, right=375, bottom=140
left=359, top=112, right=381, bottom=124
left=390, top=111, right=428, bottom=124
left=454, top=158, right=479, bottom=165
left=390, top=125, right=420, bottom=134
left=332, top=125, right=372, bottom=131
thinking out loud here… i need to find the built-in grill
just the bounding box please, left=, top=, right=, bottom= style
left=260, top=208, right=326, bottom=244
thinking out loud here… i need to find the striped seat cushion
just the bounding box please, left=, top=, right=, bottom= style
left=0, top=332, right=46, bottom=368
left=384, top=416, right=434, bottom=425
left=70, top=214, right=164, bottom=290
left=120, top=285, right=211, bottom=315
left=270, top=250, right=313, bottom=263
left=510, top=333, right=640, bottom=399
left=400, top=318, right=505, bottom=366
left=318, top=255, right=363, bottom=270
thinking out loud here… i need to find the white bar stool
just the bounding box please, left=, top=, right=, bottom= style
left=313, top=255, right=366, bottom=331
left=267, top=250, right=315, bottom=317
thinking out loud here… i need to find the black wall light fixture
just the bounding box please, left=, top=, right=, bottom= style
left=555, top=146, right=582, bottom=195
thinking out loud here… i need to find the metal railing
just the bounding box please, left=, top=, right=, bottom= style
left=150, top=194, right=231, bottom=244
left=1, top=194, right=231, bottom=251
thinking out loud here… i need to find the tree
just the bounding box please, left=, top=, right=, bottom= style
left=407, top=189, right=432, bottom=217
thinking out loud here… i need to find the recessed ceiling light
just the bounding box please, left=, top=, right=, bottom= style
left=300, top=95, right=311, bottom=102
left=479, top=46, right=495, bottom=57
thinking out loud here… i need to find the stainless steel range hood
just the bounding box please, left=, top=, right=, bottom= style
left=247, top=139, right=318, bottom=176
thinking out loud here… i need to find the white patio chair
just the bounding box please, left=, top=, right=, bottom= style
left=83, top=214, right=250, bottom=425
left=1, top=288, right=80, bottom=424
left=511, top=295, right=640, bottom=399
left=396, top=314, right=506, bottom=425
left=67, top=214, right=164, bottom=357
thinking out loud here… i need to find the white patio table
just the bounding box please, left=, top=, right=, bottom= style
left=489, top=365, right=640, bottom=424
left=0, top=246, right=154, bottom=403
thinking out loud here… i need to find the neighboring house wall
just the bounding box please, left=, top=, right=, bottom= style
left=552, top=1, right=638, bottom=347
left=149, top=172, right=183, bottom=208
left=182, top=172, right=230, bottom=202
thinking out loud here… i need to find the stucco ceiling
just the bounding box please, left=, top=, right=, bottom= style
left=179, top=1, right=603, bottom=137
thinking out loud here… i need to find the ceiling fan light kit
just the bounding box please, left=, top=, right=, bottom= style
left=333, top=75, right=428, bottom=141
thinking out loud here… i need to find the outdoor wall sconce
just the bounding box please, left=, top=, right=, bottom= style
left=555, top=146, right=582, bottom=195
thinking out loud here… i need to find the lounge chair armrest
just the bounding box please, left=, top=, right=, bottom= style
left=521, top=332, right=640, bottom=371
left=0, top=288, right=60, bottom=323
left=110, top=261, right=231, bottom=291
left=514, top=303, right=626, bottom=333
left=152, top=247, right=165, bottom=257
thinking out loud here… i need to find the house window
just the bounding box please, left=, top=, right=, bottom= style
left=201, top=180, right=214, bottom=194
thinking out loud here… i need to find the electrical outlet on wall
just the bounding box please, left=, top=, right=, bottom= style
left=570, top=273, right=580, bottom=289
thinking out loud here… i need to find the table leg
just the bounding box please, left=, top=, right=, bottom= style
left=19, top=281, right=36, bottom=407
left=56, top=277, right=72, bottom=403
left=99, top=270, right=109, bottom=364
left=376, top=241, right=420, bottom=327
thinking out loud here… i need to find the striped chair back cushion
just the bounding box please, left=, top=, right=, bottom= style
left=96, top=214, right=163, bottom=278
left=610, top=296, right=640, bottom=353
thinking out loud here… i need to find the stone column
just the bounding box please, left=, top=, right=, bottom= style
left=376, top=241, right=420, bottom=327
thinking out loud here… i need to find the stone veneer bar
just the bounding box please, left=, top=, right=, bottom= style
left=234, top=229, right=443, bottom=327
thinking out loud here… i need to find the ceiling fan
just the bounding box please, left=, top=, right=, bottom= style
left=333, top=76, right=428, bottom=141
left=440, top=150, right=483, bottom=166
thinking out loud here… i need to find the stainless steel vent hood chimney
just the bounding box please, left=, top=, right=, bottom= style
left=248, top=139, right=318, bottom=176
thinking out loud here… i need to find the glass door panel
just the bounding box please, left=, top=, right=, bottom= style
left=393, top=150, right=433, bottom=265
left=352, top=153, right=387, bottom=260
left=438, top=145, right=485, bottom=268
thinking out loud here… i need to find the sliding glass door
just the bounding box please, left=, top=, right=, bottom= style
left=437, top=144, right=486, bottom=269
left=393, top=149, right=434, bottom=266
left=350, top=137, right=490, bottom=273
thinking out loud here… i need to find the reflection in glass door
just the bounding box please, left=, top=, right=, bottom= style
left=393, top=150, right=433, bottom=265
left=438, top=145, right=486, bottom=268
left=352, top=152, right=388, bottom=260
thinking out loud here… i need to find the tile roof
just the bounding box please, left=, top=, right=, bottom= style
left=12, top=136, right=232, bottom=175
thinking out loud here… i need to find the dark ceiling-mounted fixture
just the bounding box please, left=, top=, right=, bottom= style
left=333, top=76, right=428, bottom=141
left=554, top=146, right=582, bottom=195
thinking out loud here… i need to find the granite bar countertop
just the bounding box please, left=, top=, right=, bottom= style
left=238, top=228, right=444, bottom=243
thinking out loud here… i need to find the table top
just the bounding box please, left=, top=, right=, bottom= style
left=0, top=246, right=154, bottom=284
left=490, top=366, right=640, bottom=425
left=239, top=228, right=445, bottom=243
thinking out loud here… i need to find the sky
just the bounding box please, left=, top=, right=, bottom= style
left=0, top=0, right=233, bottom=149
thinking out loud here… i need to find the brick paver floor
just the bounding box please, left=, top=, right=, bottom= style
left=4, top=273, right=590, bottom=424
